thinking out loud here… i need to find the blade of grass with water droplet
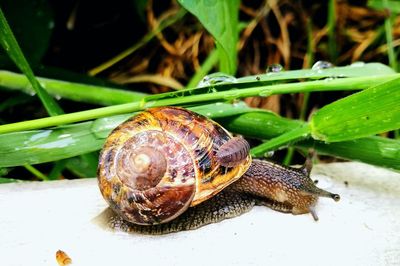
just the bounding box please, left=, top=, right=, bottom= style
left=1, top=72, right=399, bottom=134
left=310, top=77, right=400, bottom=142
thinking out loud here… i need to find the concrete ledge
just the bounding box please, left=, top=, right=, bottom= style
left=1, top=162, right=399, bottom=266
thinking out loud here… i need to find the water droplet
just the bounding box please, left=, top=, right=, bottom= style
left=2, top=42, right=10, bottom=51
left=350, top=61, right=365, bottom=67
left=48, top=21, right=55, bottom=29
left=259, top=89, right=272, bottom=97
left=36, top=138, right=76, bottom=149
left=207, top=87, right=218, bottom=94
left=144, top=101, right=156, bottom=108
left=311, top=61, right=334, bottom=70
left=222, top=89, right=239, bottom=101
left=29, top=130, right=52, bottom=142
left=263, top=151, right=274, bottom=158
left=197, top=72, right=237, bottom=88
left=324, top=77, right=336, bottom=82
left=378, top=142, right=399, bottom=159
left=91, top=114, right=132, bottom=138
left=266, top=64, right=283, bottom=74
left=58, top=134, right=71, bottom=139
left=29, top=91, right=37, bottom=96
left=54, top=94, right=62, bottom=100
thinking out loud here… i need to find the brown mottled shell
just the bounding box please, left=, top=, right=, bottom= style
left=97, top=107, right=251, bottom=225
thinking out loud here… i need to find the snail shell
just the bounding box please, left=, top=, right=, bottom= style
left=97, top=107, right=251, bottom=225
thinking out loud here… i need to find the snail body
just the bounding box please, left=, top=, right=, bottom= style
left=97, top=107, right=339, bottom=231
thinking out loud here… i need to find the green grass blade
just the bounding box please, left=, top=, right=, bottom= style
left=48, top=160, right=67, bottom=180
left=298, top=137, right=400, bottom=171
left=383, top=0, right=398, bottom=71
left=0, top=70, right=146, bottom=106
left=0, top=177, right=22, bottom=184
left=368, top=0, right=400, bottom=13
left=23, top=164, right=48, bottom=181
left=0, top=63, right=394, bottom=107
left=0, top=73, right=398, bottom=134
left=236, top=62, right=395, bottom=83
left=178, top=0, right=239, bottom=74
left=145, top=63, right=396, bottom=103
left=250, top=124, right=311, bottom=157
left=219, top=112, right=303, bottom=139
left=0, top=122, right=105, bottom=167
left=0, top=8, right=63, bottom=116
left=310, top=77, right=400, bottom=142
left=327, top=0, right=337, bottom=63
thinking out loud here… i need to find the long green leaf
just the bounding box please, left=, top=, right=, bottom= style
left=299, top=137, right=400, bottom=171
left=250, top=124, right=311, bottom=157
left=368, top=0, right=400, bottom=13
left=0, top=70, right=146, bottom=105
left=0, top=63, right=394, bottom=107
left=0, top=177, right=22, bottom=184
left=1, top=103, right=399, bottom=171
left=1, top=72, right=398, bottom=134
left=310, top=77, right=400, bottom=142
left=178, top=0, right=239, bottom=74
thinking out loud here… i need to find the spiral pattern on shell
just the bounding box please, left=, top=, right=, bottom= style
left=97, top=107, right=251, bottom=225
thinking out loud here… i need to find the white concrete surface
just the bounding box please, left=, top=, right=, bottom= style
left=0, top=162, right=399, bottom=266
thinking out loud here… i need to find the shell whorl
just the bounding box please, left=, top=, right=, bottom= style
left=116, top=145, right=167, bottom=191
left=97, top=107, right=252, bottom=225
left=98, top=112, right=197, bottom=225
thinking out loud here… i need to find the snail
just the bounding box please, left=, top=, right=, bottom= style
left=97, top=107, right=340, bottom=234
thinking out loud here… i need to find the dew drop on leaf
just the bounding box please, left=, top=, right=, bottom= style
left=259, top=89, right=272, bottom=97
left=311, top=60, right=333, bottom=70
left=197, top=72, right=237, bottom=88
left=350, top=61, right=366, bottom=67
left=266, top=64, right=283, bottom=74
left=263, top=151, right=274, bottom=158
